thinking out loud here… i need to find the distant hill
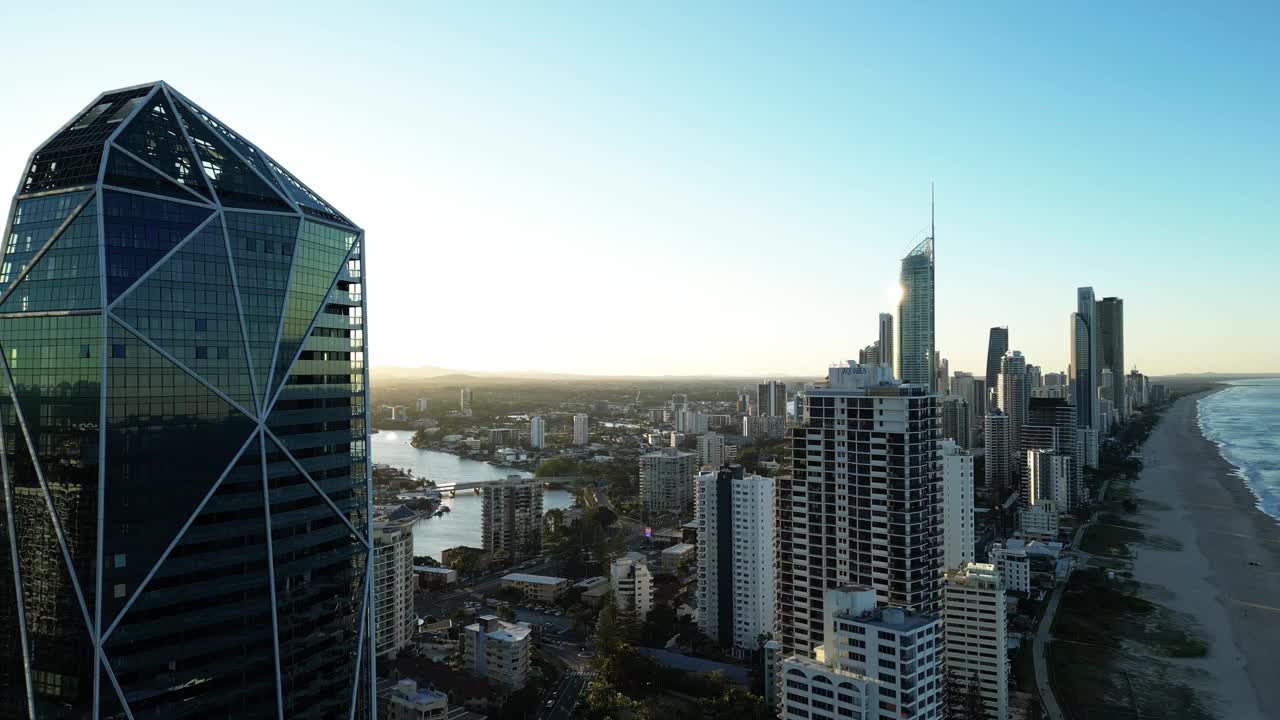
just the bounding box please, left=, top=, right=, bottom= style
left=369, top=365, right=820, bottom=383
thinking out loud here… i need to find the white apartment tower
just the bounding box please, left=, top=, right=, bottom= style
left=779, top=586, right=945, bottom=720
left=997, top=350, right=1028, bottom=461
left=943, top=563, right=1009, bottom=720
left=695, top=465, right=775, bottom=653
left=572, top=412, right=589, bottom=445
left=878, top=312, right=895, bottom=371
left=775, top=361, right=943, bottom=656
left=481, top=475, right=544, bottom=562
left=460, top=386, right=473, bottom=415
left=529, top=415, right=545, bottom=449
left=610, top=556, right=654, bottom=619
left=941, top=440, right=975, bottom=571
left=1026, top=449, right=1072, bottom=508
left=373, top=516, right=417, bottom=657
left=639, top=448, right=698, bottom=515
left=461, top=615, right=533, bottom=689
left=696, top=432, right=730, bottom=467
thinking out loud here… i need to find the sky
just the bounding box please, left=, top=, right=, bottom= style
left=1, top=2, right=1277, bottom=377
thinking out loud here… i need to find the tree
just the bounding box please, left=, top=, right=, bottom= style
left=496, top=604, right=516, bottom=622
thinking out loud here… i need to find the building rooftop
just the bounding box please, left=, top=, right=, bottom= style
left=661, top=543, right=696, bottom=556
left=501, top=573, right=566, bottom=586
left=572, top=576, right=608, bottom=590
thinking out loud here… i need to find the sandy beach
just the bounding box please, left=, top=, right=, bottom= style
left=1131, top=390, right=1280, bottom=719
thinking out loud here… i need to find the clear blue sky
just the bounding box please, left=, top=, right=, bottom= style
left=2, top=2, right=1276, bottom=376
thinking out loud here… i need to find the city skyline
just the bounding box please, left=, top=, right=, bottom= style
left=2, top=4, right=1278, bottom=379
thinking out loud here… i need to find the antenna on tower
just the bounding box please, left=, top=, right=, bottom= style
left=930, top=181, right=935, bottom=241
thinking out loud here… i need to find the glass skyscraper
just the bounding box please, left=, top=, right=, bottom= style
left=0, top=82, right=372, bottom=719
left=897, top=236, right=934, bottom=390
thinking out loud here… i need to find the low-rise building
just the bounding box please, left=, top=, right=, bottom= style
left=660, top=542, right=696, bottom=571
left=378, top=678, right=448, bottom=720
left=416, top=565, right=459, bottom=589
left=500, top=573, right=569, bottom=604
left=461, top=616, right=532, bottom=690
left=1017, top=501, right=1060, bottom=541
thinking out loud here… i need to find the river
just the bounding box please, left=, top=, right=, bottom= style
left=371, top=430, right=575, bottom=560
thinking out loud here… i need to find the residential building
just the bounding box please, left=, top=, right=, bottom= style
left=776, top=361, right=942, bottom=656
left=987, top=544, right=1031, bottom=594
left=1027, top=449, right=1072, bottom=508
left=488, top=427, right=517, bottom=448
left=942, top=396, right=971, bottom=449
left=481, top=476, right=543, bottom=562
left=529, top=415, right=545, bottom=449
left=743, top=413, right=786, bottom=439
left=639, top=448, right=698, bottom=514
left=779, top=586, right=945, bottom=720
left=984, top=327, right=1009, bottom=403
left=500, top=573, right=569, bottom=603
left=461, top=616, right=532, bottom=690
left=378, top=679, right=448, bottom=720
left=662, top=542, right=696, bottom=571
left=952, top=372, right=986, bottom=446
left=878, top=312, right=895, bottom=371
left=1071, top=286, right=1100, bottom=436
left=461, top=386, right=474, bottom=415
left=1023, top=397, right=1082, bottom=510
left=610, top=556, right=654, bottom=620
left=1097, top=296, right=1125, bottom=417
left=934, top=352, right=951, bottom=395
left=374, top=515, right=418, bottom=657
left=997, top=350, right=1029, bottom=461
left=859, top=342, right=882, bottom=368
left=697, top=432, right=731, bottom=467
left=1078, top=427, right=1100, bottom=472
left=762, top=640, right=783, bottom=707
left=898, top=219, right=936, bottom=389
left=417, top=397, right=433, bottom=413
left=573, top=412, right=589, bottom=445
left=757, top=380, right=788, bottom=417
left=695, top=465, right=775, bottom=653
left=984, top=411, right=1013, bottom=497
left=1017, top=501, right=1060, bottom=541
left=942, top=440, right=975, bottom=571
left=0, top=82, right=373, bottom=715
left=680, top=409, right=710, bottom=433
left=943, top=564, right=1009, bottom=720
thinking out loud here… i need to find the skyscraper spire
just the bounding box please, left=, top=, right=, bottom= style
left=931, top=180, right=935, bottom=243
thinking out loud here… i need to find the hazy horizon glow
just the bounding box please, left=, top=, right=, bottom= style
left=2, top=3, right=1277, bottom=377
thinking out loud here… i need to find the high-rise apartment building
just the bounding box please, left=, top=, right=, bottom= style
left=696, top=432, right=732, bottom=468
left=1023, top=398, right=1082, bottom=510
left=942, top=396, right=971, bottom=449
left=943, top=564, right=1009, bottom=720
left=1071, top=287, right=1099, bottom=433
left=529, top=415, right=545, bottom=449
left=0, top=82, right=372, bottom=717
left=984, top=411, right=1013, bottom=498
left=858, top=343, right=882, bottom=368
left=997, top=351, right=1029, bottom=463
left=984, top=327, right=1009, bottom=401
left=1027, top=449, right=1073, bottom=509
left=481, top=476, right=544, bottom=562
left=775, top=361, right=942, bottom=656
left=695, top=465, right=775, bottom=653
left=572, top=412, right=589, bottom=445
left=952, top=372, right=986, bottom=447
left=461, top=386, right=473, bottom=414
left=941, top=440, right=975, bottom=571
left=756, top=380, right=787, bottom=417
left=898, top=232, right=936, bottom=389
left=639, top=448, right=698, bottom=514
left=779, top=586, right=944, bottom=720
left=374, top=514, right=417, bottom=658
left=933, top=352, right=950, bottom=395
left=1097, top=297, right=1125, bottom=417
left=878, top=312, right=895, bottom=371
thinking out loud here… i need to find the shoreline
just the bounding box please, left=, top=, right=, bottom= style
left=1130, top=390, right=1280, bottom=719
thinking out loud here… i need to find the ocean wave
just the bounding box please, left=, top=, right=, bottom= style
left=1197, top=380, right=1280, bottom=521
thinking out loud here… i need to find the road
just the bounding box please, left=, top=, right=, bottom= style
left=538, top=670, right=593, bottom=720
left=1033, top=477, right=1111, bottom=720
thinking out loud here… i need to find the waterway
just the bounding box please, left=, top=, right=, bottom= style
left=371, top=430, right=574, bottom=560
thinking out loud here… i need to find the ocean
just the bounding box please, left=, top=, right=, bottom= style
left=370, top=430, right=575, bottom=559
left=1198, top=378, right=1280, bottom=521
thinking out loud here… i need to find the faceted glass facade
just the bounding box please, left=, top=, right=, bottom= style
left=0, top=82, right=372, bottom=720
left=897, top=237, right=934, bottom=390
